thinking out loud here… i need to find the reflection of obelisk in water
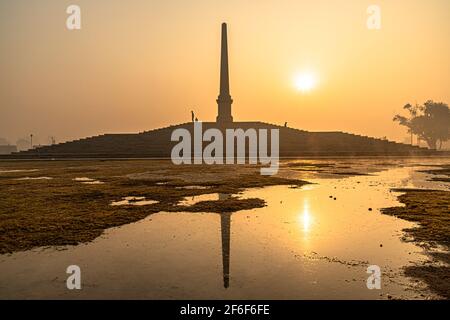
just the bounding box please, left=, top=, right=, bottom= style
left=219, top=194, right=231, bottom=288
left=216, top=23, right=233, bottom=123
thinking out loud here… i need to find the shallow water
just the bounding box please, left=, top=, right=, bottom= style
left=178, top=193, right=221, bottom=206
left=73, top=177, right=95, bottom=182
left=14, top=177, right=53, bottom=180
left=0, top=160, right=448, bottom=299
left=0, top=169, right=39, bottom=173
left=111, top=197, right=158, bottom=206
left=73, top=177, right=104, bottom=185
left=176, top=185, right=211, bottom=190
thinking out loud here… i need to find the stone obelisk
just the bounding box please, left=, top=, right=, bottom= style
left=216, top=23, right=233, bottom=123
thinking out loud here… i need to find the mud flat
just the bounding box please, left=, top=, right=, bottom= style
left=382, top=165, right=450, bottom=298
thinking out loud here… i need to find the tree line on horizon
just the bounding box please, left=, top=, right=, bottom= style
left=394, top=100, right=450, bottom=150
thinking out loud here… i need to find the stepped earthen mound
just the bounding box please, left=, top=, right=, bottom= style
left=9, top=122, right=437, bottom=158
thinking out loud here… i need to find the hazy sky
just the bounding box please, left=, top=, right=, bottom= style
left=0, top=0, right=449, bottom=145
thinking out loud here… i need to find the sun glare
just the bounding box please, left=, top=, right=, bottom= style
left=294, top=72, right=317, bottom=93
left=298, top=200, right=313, bottom=233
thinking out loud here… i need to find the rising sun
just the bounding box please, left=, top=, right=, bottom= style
left=294, top=72, right=317, bottom=93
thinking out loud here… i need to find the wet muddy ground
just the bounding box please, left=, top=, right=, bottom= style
left=0, top=158, right=448, bottom=299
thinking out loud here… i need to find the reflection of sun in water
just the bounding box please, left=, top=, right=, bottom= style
left=294, top=72, right=317, bottom=93
left=299, top=200, right=312, bottom=232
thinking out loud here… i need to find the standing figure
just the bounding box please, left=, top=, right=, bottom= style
left=191, top=110, right=195, bottom=122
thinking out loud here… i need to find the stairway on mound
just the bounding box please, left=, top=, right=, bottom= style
left=15, top=121, right=429, bottom=158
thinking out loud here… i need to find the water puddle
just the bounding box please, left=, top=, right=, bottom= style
left=73, top=177, right=104, bottom=185
left=178, top=193, right=221, bottom=206
left=73, top=177, right=94, bottom=182
left=177, top=192, right=247, bottom=206
left=0, top=169, right=39, bottom=173
left=0, top=162, right=447, bottom=299
left=176, top=185, right=211, bottom=190
left=15, top=177, right=53, bottom=180
left=111, top=196, right=158, bottom=206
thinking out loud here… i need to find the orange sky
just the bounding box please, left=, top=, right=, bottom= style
left=0, top=0, right=449, bottom=145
